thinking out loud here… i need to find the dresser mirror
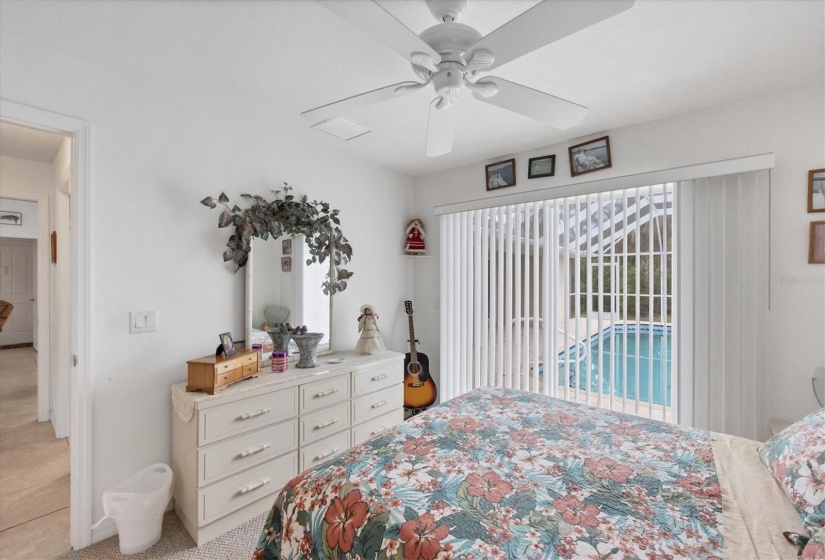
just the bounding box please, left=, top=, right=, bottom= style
left=245, top=235, right=332, bottom=359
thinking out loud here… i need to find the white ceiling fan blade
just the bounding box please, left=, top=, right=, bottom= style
left=317, top=0, right=441, bottom=66
left=466, top=0, right=634, bottom=71
left=301, top=81, right=420, bottom=124
left=473, top=77, right=587, bottom=129
left=426, top=98, right=457, bottom=157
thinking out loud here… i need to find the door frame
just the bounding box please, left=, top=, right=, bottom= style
left=1, top=99, right=92, bottom=550
left=1, top=192, right=50, bottom=421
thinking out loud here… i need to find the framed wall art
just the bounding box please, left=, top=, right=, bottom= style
left=485, top=158, right=516, bottom=191
left=810, top=221, right=825, bottom=264
left=569, top=136, right=612, bottom=177
left=0, top=211, right=22, bottom=226
left=528, top=155, right=555, bottom=179
left=809, top=168, right=825, bottom=212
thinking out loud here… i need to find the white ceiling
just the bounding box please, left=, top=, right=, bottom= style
left=0, top=0, right=822, bottom=178
left=0, top=122, right=66, bottom=163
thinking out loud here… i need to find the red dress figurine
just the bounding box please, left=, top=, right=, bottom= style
left=405, top=219, right=426, bottom=254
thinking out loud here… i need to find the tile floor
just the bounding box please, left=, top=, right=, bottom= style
left=0, top=347, right=71, bottom=559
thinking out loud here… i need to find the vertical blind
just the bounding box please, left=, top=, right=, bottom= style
left=439, top=184, right=674, bottom=421
left=675, top=171, right=770, bottom=439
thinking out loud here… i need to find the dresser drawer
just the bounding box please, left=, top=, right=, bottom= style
left=217, top=367, right=242, bottom=387
left=199, top=419, right=298, bottom=487
left=215, top=351, right=257, bottom=374
left=200, top=451, right=297, bottom=525
left=352, top=409, right=403, bottom=446
left=352, top=384, right=402, bottom=425
left=199, top=387, right=298, bottom=446
left=352, top=363, right=399, bottom=397
left=300, top=375, right=349, bottom=413
left=300, top=430, right=350, bottom=471
left=299, top=402, right=350, bottom=446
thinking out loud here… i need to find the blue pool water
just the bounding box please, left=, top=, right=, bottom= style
left=557, top=325, right=672, bottom=407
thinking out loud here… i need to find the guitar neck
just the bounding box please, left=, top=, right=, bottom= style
left=407, top=314, right=418, bottom=362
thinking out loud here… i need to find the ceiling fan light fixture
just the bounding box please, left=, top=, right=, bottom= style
left=310, top=116, right=372, bottom=141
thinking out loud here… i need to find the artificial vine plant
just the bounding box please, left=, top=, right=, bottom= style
left=201, top=184, right=353, bottom=295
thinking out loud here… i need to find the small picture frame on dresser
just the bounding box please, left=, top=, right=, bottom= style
left=219, top=332, right=236, bottom=356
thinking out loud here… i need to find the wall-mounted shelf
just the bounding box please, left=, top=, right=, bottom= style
left=401, top=254, right=432, bottom=258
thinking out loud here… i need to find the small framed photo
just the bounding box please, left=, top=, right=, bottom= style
left=528, top=155, right=556, bottom=179
left=569, top=136, right=612, bottom=177
left=809, top=168, right=825, bottom=213
left=0, top=210, right=22, bottom=226
left=810, top=221, right=825, bottom=264
left=282, top=238, right=292, bottom=254
left=485, top=158, right=516, bottom=191
left=219, top=332, right=236, bottom=357
left=281, top=256, right=292, bottom=272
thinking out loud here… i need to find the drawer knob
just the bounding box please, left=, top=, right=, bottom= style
left=314, top=448, right=339, bottom=461
left=239, top=478, right=270, bottom=495
left=315, top=418, right=339, bottom=430
left=239, top=443, right=271, bottom=458
left=370, top=426, right=388, bottom=436
left=240, top=408, right=271, bottom=420
left=371, top=400, right=388, bottom=409
left=314, top=388, right=339, bottom=398
left=371, top=374, right=389, bottom=382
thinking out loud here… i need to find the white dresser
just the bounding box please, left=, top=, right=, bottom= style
left=171, top=350, right=404, bottom=546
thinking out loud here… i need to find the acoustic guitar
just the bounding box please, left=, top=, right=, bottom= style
left=403, top=301, right=437, bottom=410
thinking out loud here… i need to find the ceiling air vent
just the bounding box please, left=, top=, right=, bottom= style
left=310, top=116, right=372, bottom=141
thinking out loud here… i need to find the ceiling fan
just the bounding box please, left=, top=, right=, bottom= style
left=302, top=0, right=635, bottom=157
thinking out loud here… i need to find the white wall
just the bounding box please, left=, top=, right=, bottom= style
left=0, top=156, right=52, bottom=239
left=0, top=30, right=415, bottom=526
left=50, top=137, right=71, bottom=438
left=413, top=82, right=825, bottom=428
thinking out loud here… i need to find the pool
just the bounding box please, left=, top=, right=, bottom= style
left=557, top=324, right=672, bottom=407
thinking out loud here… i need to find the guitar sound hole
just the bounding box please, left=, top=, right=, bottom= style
left=407, top=363, right=420, bottom=376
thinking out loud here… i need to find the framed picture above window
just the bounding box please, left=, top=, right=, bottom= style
left=809, top=168, right=825, bottom=212
left=810, top=221, right=825, bottom=264
left=485, top=158, right=516, bottom=191
left=528, top=155, right=555, bottom=179
left=569, top=136, right=612, bottom=177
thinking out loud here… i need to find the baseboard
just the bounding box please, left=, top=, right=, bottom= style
left=91, top=517, right=117, bottom=544
left=0, top=342, right=34, bottom=350
left=91, top=498, right=175, bottom=545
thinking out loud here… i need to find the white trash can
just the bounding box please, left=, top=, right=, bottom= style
left=92, top=463, right=174, bottom=554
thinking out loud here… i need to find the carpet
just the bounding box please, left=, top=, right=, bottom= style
left=58, top=511, right=266, bottom=560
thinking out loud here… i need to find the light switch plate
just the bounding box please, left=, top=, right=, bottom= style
left=130, top=311, right=158, bottom=334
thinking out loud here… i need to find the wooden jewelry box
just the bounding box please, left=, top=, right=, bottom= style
left=186, top=348, right=261, bottom=395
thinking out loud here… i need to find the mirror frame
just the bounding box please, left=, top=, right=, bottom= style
left=245, top=236, right=334, bottom=359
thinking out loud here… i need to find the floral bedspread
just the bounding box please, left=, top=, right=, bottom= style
left=254, top=388, right=724, bottom=559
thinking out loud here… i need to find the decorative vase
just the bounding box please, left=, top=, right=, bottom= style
left=267, top=331, right=291, bottom=355
left=291, top=332, right=324, bottom=368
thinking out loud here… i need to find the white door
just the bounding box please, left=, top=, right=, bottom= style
left=0, top=238, right=35, bottom=346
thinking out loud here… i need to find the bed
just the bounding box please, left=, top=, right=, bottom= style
left=254, top=387, right=823, bottom=559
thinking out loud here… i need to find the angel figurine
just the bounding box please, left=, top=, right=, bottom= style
left=405, top=218, right=426, bottom=254
left=356, top=304, right=385, bottom=355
